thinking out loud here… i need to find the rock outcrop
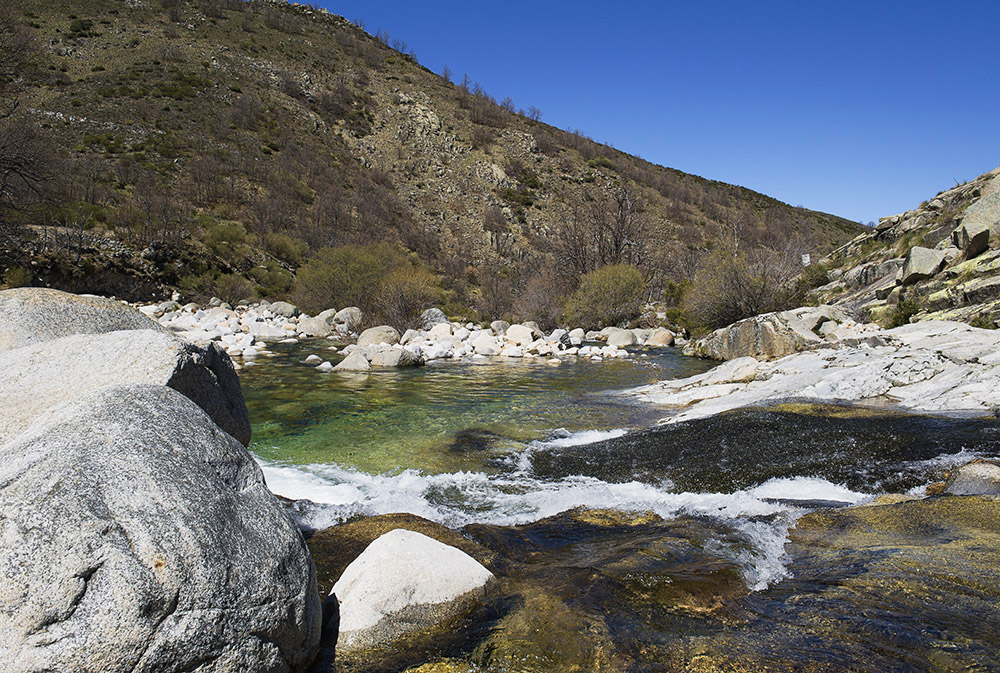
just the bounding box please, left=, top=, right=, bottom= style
left=0, top=328, right=250, bottom=446
left=635, top=320, right=1000, bottom=423
left=684, top=305, right=872, bottom=361
left=0, top=287, right=168, bottom=352
left=812, top=165, right=1000, bottom=328
left=332, top=529, right=495, bottom=654
left=0, top=384, right=322, bottom=673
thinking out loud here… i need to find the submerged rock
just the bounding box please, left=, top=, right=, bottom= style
left=332, top=529, right=495, bottom=653
left=0, top=384, right=321, bottom=673
left=0, top=287, right=168, bottom=353
left=0, top=328, right=250, bottom=446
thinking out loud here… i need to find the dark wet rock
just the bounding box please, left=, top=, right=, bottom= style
left=528, top=405, right=1000, bottom=496
left=0, top=329, right=250, bottom=446
left=0, top=287, right=168, bottom=353
left=0, top=384, right=321, bottom=673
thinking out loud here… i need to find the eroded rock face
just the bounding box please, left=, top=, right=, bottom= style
left=0, top=287, right=168, bottom=353
left=0, top=384, right=322, bottom=673
left=332, top=529, right=495, bottom=654
left=0, top=329, right=250, bottom=446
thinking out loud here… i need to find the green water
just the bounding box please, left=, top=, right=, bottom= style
left=241, top=341, right=713, bottom=475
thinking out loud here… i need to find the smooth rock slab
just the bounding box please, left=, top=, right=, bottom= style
left=0, top=287, right=168, bottom=353
left=0, top=329, right=250, bottom=446
left=0, top=384, right=321, bottom=673
left=332, top=529, right=495, bottom=653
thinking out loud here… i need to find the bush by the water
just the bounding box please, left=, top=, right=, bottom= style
left=685, top=247, right=800, bottom=330
left=562, top=264, right=645, bottom=329
left=294, top=243, right=440, bottom=327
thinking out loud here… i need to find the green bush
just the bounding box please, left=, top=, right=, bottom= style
left=263, top=232, right=308, bottom=266
left=2, top=266, right=32, bottom=288
left=684, top=247, right=800, bottom=330
left=293, top=243, right=440, bottom=326
left=212, top=273, right=254, bottom=305
left=562, top=264, right=645, bottom=329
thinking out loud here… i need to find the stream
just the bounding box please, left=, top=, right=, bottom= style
left=240, top=340, right=1000, bottom=672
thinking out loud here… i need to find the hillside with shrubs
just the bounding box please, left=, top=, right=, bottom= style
left=0, top=0, right=863, bottom=330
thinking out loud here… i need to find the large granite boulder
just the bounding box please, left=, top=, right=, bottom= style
left=418, top=307, right=450, bottom=330
left=357, top=326, right=400, bottom=348
left=0, top=329, right=250, bottom=446
left=297, top=308, right=338, bottom=338
left=333, top=307, right=363, bottom=333
left=269, top=301, right=299, bottom=318
left=685, top=305, right=852, bottom=361
left=0, top=287, right=168, bottom=353
left=952, top=219, right=992, bottom=259
left=944, top=459, right=1000, bottom=496
left=334, top=351, right=371, bottom=371
left=0, top=384, right=322, bottom=673
left=605, top=327, right=637, bottom=348
left=370, top=346, right=423, bottom=367
left=504, top=324, right=535, bottom=346
left=332, top=529, right=495, bottom=654
left=901, top=246, right=947, bottom=285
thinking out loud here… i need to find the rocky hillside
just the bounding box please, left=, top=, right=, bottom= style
left=812, top=165, right=1000, bottom=328
left=0, top=0, right=861, bottom=324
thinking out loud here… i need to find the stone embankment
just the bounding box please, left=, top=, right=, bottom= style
left=137, top=298, right=681, bottom=371
left=0, top=288, right=322, bottom=672
left=633, top=320, right=1000, bottom=424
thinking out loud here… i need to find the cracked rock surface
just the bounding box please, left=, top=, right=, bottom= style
left=0, top=384, right=321, bottom=673
left=630, top=320, right=1000, bottom=423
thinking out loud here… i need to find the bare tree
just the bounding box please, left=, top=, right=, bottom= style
left=0, top=9, right=52, bottom=214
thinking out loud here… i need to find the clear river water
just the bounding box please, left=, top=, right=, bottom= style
left=240, top=340, right=1000, bottom=672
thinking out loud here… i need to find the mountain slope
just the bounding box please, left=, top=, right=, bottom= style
left=1, top=0, right=862, bottom=325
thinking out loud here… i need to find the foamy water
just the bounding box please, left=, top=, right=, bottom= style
left=257, top=428, right=878, bottom=589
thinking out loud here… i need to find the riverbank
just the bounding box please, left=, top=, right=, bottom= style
left=628, top=319, right=1000, bottom=423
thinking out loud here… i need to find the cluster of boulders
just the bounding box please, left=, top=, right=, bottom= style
left=320, top=311, right=679, bottom=372
left=685, top=304, right=883, bottom=361
left=138, top=298, right=682, bottom=372
left=0, top=288, right=322, bottom=672
left=140, top=297, right=363, bottom=364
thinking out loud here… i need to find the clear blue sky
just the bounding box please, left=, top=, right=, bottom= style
left=320, top=0, right=1000, bottom=224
